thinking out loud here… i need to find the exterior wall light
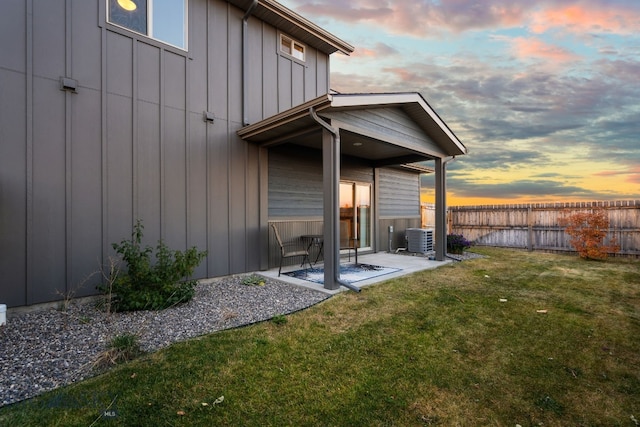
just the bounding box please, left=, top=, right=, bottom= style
left=117, top=0, right=137, bottom=11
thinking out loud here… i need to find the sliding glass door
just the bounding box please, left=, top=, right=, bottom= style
left=339, top=182, right=371, bottom=250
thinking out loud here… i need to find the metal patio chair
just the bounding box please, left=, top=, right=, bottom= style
left=271, top=223, right=312, bottom=276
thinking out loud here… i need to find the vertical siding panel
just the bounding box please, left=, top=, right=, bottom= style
left=229, top=134, right=248, bottom=273
left=31, top=78, right=66, bottom=303
left=137, top=44, right=161, bottom=103
left=71, top=0, right=101, bottom=91
left=187, top=0, right=208, bottom=277
left=69, top=90, right=102, bottom=296
left=316, top=53, right=328, bottom=95
left=106, top=94, right=134, bottom=248
left=163, top=107, right=187, bottom=249
left=208, top=119, right=230, bottom=275
left=247, top=19, right=264, bottom=124
left=0, top=70, right=27, bottom=306
left=163, top=52, right=187, bottom=249
left=292, top=61, right=304, bottom=106
left=0, top=0, right=26, bottom=73
left=136, top=101, right=161, bottom=236
left=278, top=56, right=292, bottom=111
left=209, top=1, right=228, bottom=120
left=189, top=112, right=208, bottom=278
left=105, top=32, right=134, bottom=252
left=304, top=49, right=317, bottom=100
left=262, top=25, right=278, bottom=117
left=136, top=43, right=161, bottom=240
left=32, top=0, right=65, bottom=80
left=228, top=6, right=243, bottom=125
left=189, top=0, right=207, bottom=111
left=246, top=143, right=261, bottom=270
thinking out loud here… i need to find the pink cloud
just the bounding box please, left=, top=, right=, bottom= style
left=530, top=3, right=640, bottom=35
left=352, top=42, right=399, bottom=58
left=594, top=166, right=640, bottom=184
left=627, top=166, right=640, bottom=184
left=510, top=37, right=581, bottom=62
left=292, top=0, right=530, bottom=36
left=593, top=170, right=624, bottom=177
left=289, top=1, right=640, bottom=38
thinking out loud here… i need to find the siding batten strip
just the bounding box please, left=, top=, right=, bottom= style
left=159, top=47, right=165, bottom=240
left=132, top=39, right=139, bottom=231
left=184, top=47, right=191, bottom=250
left=100, top=7, right=108, bottom=286
left=25, top=0, right=34, bottom=305
left=64, top=0, right=73, bottom=294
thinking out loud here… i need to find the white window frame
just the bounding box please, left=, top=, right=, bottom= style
left=107, top=0, right=188, bottom=51
left=279, top=33, right=306, bottom=62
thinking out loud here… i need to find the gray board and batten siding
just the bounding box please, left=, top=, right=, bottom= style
left=267, top=145, right=422, bottom=268
left=0, top=0, right=332, bottom=307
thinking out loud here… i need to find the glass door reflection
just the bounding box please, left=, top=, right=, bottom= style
left=339, top=182, right=371, bottom=250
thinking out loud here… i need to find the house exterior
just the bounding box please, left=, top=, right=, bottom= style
left=0, top=0, right=466, bottom=308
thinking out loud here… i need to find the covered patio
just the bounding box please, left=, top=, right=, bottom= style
left=238, top=92, right=467, bottom=292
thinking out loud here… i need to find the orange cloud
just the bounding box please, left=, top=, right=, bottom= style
left=510, top=37, right=580, bottom=62
left=593, top=166, right=640, bottom=184
left=627, top=167, right=640, bottom=184
left=530, top=4, right=640, bottom=35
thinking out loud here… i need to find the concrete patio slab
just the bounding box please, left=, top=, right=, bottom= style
left=259, top=252, right=453, bottom=295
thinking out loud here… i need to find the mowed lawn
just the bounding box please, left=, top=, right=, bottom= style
left=1, top=247, right=639, bottom=426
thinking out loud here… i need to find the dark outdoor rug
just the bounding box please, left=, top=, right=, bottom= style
left=284, top=263, right=401, bottom=285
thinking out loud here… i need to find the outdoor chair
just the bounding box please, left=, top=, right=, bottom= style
left=341, top=237, right=359, bottom=264
left=271, top=223, right=312, bottom=276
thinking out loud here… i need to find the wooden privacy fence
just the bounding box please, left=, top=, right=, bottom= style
left=448, top=200, right=640, bottom=256
left=421, top=203, right=435, bottom=228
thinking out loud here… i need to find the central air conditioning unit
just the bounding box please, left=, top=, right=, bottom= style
left=406, top=228, right=434, bottom=254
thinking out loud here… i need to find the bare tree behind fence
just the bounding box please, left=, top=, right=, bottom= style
left=448, top=200, right=640, bottom=256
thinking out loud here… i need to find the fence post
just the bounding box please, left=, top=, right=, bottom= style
left=527, top=206, right=533, bottom=251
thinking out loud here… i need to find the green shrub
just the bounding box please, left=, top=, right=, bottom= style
left=242, top=275, right=265, bottom=286
left=100, top=220, right=207, bottom=312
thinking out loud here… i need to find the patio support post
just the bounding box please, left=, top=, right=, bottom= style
left=434, top=157, right=448, bottom=261
left=321, top=127, right=340, bottom=290
left=311, top=107, right=361, bottom=292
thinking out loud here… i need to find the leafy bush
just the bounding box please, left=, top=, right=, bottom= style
left=447, top=234, right=472, bottom=254
left=242, top=275, right=265, bottom=286
left=559, top=209, right=620, bottom=260
left=100, top=220, right=207, bottom=311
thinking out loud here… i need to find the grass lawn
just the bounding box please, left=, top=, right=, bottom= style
left=1, top=247, right=639, bottom=426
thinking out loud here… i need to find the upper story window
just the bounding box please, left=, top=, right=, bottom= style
left=108, top=0, right=187, bottom=50
left=280, top=34, right=305, bottom=62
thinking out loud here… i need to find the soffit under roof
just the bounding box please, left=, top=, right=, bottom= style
left=237, top=93, right=467, bottom=167
left=227, top=0, right=354, bottom=55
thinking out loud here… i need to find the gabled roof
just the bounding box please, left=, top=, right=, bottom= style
left=237, top=93, right=467, bottom=166
left=228, top=0, right=354, bottom=55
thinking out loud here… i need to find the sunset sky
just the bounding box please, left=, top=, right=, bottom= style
left=278, top=0, right=640, bottom=206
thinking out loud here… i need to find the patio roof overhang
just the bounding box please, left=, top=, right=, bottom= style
left=237, top=92, right=467, bottom=167
left=238, top=92, right=466, bottom=292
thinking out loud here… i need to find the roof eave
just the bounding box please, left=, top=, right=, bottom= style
left=237, top=94, right=333, bottom=140
left=330, top=93, right=468, bottom=156
left=228, top=0, right=354, bottom=55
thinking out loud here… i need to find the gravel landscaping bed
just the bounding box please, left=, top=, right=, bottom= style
left=0, top=275, right=330, bottom=407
